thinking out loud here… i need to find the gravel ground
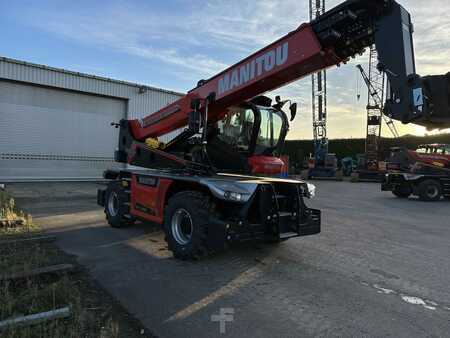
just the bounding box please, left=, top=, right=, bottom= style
left=7, top=181, right=450, bottom=338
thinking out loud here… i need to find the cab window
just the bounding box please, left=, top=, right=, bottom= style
left=217, top=108, right=255, bottom=151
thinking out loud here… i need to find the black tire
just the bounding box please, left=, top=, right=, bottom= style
left=163, top=191, right=215, bottom=260
left=266, top=238, right=289, bottom=244
left=417, top=179, right=442, bottom=202
left=104, top=181, right=134, bottom=228
left=392, top=184, right=412, bottom=198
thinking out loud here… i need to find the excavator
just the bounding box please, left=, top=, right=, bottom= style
left=98, top=0, right=450, bottom=259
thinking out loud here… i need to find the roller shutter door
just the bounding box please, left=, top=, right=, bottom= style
left=0, top=80, right=126, bottom=181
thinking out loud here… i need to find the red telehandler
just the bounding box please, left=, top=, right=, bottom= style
left=98, top=0, right=450, bottom=259
left=382, top=144, right=450, bottom=201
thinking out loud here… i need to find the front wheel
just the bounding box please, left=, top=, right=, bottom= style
left=163, top=191, right=215, bottom=260
left=104, top=182, right=134, bottom=228
left=417, top=179, right=442, bottom=202
left=392, top=184, right=412, bottom=198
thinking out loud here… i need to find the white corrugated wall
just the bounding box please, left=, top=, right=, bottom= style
left=0, top=57, right=184, bottom=181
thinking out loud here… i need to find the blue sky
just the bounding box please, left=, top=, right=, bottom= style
left=1, top=0, right=449, bottom=139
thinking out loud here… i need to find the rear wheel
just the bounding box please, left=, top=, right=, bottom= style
left=392, top=184, right=412, bottom=198
left=163, top=191, right=215, bottom=260
left=266, top=238, right=290, bottom=244
left=417, top=179, right=442, bottom=202
left=104, top=181, right=134, bottom=228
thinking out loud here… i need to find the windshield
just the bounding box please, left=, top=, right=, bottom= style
left=217, top=106, right=284, bottom=154
left=417, top=145, right=450, bottom=154
left=416, top=147, right=429, bottom=154
left=218, top=108, right=255, bottom=151
left=255, top=108, right=283, bottom=153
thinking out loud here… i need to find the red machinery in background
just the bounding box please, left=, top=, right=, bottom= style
left=382, top=144, right=450, bottom=201
left=407, top=144, right=450, bottom=169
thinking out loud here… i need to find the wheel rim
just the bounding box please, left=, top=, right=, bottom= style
left=107, top=192, right=119, bottom=217
left=427, top=186, right=439, bottom=199
left=171, top=208, right=193, bottom=245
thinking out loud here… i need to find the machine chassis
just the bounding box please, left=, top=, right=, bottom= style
left=98, top=169, right=321, bottom=258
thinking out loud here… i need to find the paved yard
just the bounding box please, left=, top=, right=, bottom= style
left=7, top=181, right=450, bottom=337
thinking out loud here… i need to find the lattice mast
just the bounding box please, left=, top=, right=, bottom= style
left=363, top=45, right=399, bottom=165
left=310, top=0, right=328, bottom=164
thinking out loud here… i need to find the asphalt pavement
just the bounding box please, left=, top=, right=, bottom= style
left=7, top=181, right=450, bottom=338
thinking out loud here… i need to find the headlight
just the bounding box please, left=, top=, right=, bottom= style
left=224, top=191, right=243, bottom=202
left=200, top=179, right=257, bottom=203
left=306, top=183, right=316, bottom=198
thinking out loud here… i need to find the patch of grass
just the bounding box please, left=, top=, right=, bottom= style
left=0, top=239, right=86, bottom=337
left=0, top=240, right=150, bottom=337
left=0, top=242, right=63, bottom=275
left=0, top=189, right=39, bottom=237
left=0, top=188, right=152, bottom=337
left=0, top=275, right=85, bottom=338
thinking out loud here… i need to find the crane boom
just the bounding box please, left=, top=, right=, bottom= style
left=118, top=0, right=450, bottom=167
left=129, top=24, right=329, bottom=141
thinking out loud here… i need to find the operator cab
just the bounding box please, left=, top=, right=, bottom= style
left=218, top=104, right=286, bottom=156
left=206, top=96, right=296, bottom=175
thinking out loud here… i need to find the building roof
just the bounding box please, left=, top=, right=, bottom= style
left=0, top=56, right=185, bottom=97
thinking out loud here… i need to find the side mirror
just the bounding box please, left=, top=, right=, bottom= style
left=275, top=95, right=281, bottom=103
left=289, top=103, right=297, bottom=121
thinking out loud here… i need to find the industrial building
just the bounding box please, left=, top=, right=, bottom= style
left=0, top=57, right=183, bottom=181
